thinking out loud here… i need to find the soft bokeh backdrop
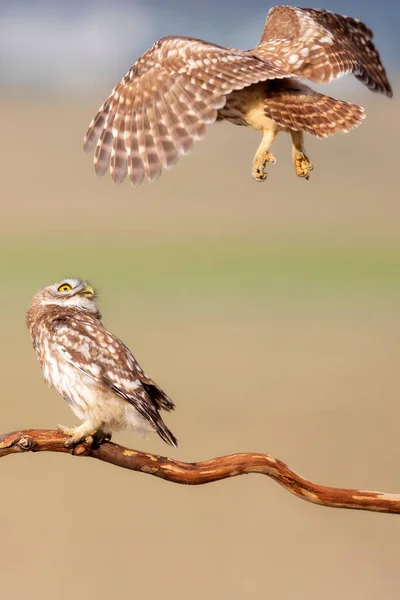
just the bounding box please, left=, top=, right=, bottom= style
left=1, top=1, right=399, bottom=599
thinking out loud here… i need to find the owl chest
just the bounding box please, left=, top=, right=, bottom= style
left=217, top=82, right=274, bottom=131
left=37, top=336, right=93, bottom=401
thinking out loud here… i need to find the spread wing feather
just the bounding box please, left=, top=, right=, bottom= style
left=83, top=36, right=293, bottom=185
left=255, top=6, right=392, bottom=95
left=263, top=81, right=366, bottom=137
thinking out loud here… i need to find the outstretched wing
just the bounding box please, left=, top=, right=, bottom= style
left=254, top=6, right=392, bottom=96
left=83, top=36, right=292, bottom=186
left=263, top=81, right=365, bottom=138
left=52, top=313, right=178, bottom=446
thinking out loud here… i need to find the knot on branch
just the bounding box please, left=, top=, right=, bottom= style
left=72, top=443, right=93, bottom=457
left=17, top=435, right=37, bottom=452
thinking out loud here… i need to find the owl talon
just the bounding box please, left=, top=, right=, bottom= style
left=252, top=152, right=276, bottom=182
left=58, top=424, right=96, bottom=447
left=294, top=152, right=313, bottom=180
left=94, top=430, right=112, bottom=444
left=58, top=424, right=76, bottom=438
left=64, top=434, right=93, bottom=448
left=58, top=424, right=111, bottom=447
left=64, top=436, right=78, bottom=448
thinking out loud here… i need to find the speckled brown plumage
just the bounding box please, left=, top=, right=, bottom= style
left=262, top=79, right=366, bottom=138
left=83, top=5, right=392, bottom=185
left=27, top=278, right=178, bottom=448
left=256, top=6, right=392, bottom=94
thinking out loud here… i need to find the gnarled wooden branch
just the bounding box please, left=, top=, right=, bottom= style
left=1, top=429, right=399, bottom=514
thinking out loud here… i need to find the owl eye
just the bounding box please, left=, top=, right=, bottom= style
left=57, top=283, right=72, bottom=293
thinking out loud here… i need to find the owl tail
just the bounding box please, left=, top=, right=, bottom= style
left=263, top=82, right=366, bottom=138
left=155, top=417, right=179, bottom=448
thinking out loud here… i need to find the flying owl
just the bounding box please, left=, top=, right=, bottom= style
left=83, top=5, right=392, bottom=186
left=27, top=278, right=178, bottom=448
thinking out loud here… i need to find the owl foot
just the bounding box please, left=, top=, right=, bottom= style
left=58, top=424, right=78, bottom=439
left=252, top=151, right=276, bottom=182
left=294, top=152, right=313, bottom=180
left=93, top=430, right=112, bottom=445
left=58, top=424, right=107, bottom=448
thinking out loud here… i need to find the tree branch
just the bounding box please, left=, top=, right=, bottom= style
left=1, top=429, right=399, bottom=514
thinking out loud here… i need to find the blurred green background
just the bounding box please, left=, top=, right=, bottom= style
left=1, top=12, right=400, bottom=599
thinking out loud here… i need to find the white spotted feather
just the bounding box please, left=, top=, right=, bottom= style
left=27, top=279, right=178, bottom=447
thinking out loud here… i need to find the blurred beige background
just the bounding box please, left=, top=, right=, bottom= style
left=1, top=74, right=400, bottom=599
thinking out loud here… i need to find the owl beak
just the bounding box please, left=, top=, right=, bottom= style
left=80, top=285, right=94, bottom=300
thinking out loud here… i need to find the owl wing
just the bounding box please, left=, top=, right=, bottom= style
left=262, top=82, right=365, bottom=138
left=254, top=6, right=392, bottom=95
left=83, top=36, right=292, bottom=185
left=51, top=314, right=177, bottom=445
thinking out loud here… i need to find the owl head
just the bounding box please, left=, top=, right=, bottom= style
left=31, top=278, right=98, bottom=312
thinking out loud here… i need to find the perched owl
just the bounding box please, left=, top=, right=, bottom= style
left=26, top=278, right=178, bottom=448
left=83, top=5, right=392, bottom=186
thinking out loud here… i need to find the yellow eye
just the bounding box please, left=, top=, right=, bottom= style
left=57, top=283, right=72, bottom=293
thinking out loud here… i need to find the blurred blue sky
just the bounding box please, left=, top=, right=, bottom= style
left=1, top=0, right=398, bottom=92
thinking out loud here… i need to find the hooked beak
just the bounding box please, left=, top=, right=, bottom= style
left=80, top=285, right=94, bottom=300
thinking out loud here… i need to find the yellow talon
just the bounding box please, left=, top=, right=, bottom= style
left=294, top=151, right=314, bottom=180
left=252, top=151, right=277, bottom=182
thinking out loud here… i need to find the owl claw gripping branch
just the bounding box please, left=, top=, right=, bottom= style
left=27, top=279, right=178, bottom=449
left=83, top=5, right=392, bottom=187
